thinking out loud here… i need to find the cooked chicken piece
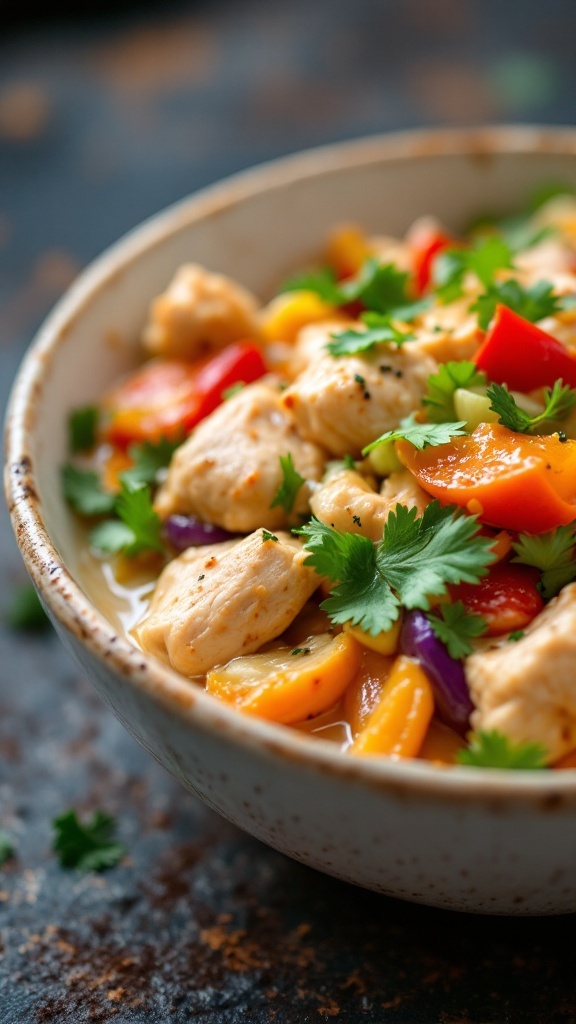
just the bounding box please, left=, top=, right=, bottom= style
left=310, top=469, right=389, bottom=542
left=142, top=263, right=261, bottom=359
left=281, top=342, right=437, bottom=457
left=410, top=295, right=481, bottom=364
left=154, top=378, right=327, bottom=531
left=465, top=583, right=576, bottom=763
left=379, top=468, right=431, bottom=516
left=134, top=531, right=319, bottom=676
left=287, top=318, right=351, bottom=378
left=310, top=467, right=430, bottom=542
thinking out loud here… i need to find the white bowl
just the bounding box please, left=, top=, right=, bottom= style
left=5, top=125, right=576, bottom=915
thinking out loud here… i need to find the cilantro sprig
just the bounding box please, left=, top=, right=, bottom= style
left=426, top=601, right=488, bottom=659
left=53, top=810, right=125, bottom=871
left=363, top=416, right=467, bottom=455
left=456, top=730, right=548, bottom=769
left=89, top=479, right=164, bottom=557
left=68, top=406, right=99, bottom=454
left=471, top=278, right=562, bottom=332
left=283, top=257, right=429, bottom=323
left=120, top=437, right=183, bottom=488
left=433, top=236, right=514, bottom=304
left=487, top=380, right=576, bottom=434
left=269, top=453, right=306, bottom=516
left=423, top=361, right=487, bottom=424
left=296, top=502, right=495, bottom=636
left=512, top=525, right=576, bottom=599
left=327, top=315, right=413, bottom=356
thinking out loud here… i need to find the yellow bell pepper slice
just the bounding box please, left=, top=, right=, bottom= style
left=206, top=632, right=362, bottom=724
left=349, top=655, right=434, bottom=758
left=259, top=290, right=336, bottom=344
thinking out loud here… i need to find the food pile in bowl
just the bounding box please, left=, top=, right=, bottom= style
left=61, top=187, right=576, bottom=772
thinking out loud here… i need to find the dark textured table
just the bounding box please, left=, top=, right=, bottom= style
left=1, top=2, right=576, bottom=1021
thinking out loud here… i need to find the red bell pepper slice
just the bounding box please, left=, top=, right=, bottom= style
left=408, top=221, right=455, bottom=295
left=449, top=563, right=544, bottom=636
left=103, top=341, right=267, bottom=447
left=474, top=304, right=576, bottom=391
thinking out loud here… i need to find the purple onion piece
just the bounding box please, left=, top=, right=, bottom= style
left=400, top=609, right=474, bottom=735
left=163, top=514, right=236, bottom=552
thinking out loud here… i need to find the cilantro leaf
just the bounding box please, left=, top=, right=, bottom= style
left=363, top=417, right=467, bottom=454
left=295, top=518, right=400, bottom=635
left=269, top=453, right=306, bottom=515
left=456, top=730, right=548, bottom=769
left=472, top=278, right=561, bottom=331
left=280, top=266, right=343, bottom=304
left=423, top=361, right=487, bottom=424
left=68, top=406, right=99, bottom=454
left=282, top=257, right=421, bottom=321
left=0, top=830, right=14, bottom=867
left=377, top=502, right=494, bottom=610
left=90, top=480, right=164, bottom=557
left=5, top=583, right=50, bottom=631
left=61, top=464, right=116, bottom=517
left=426, top=601, right=487, bottom=659
left=296, top=502, right=494, bottom=636
left=512, top=525, right=576, bottom=599
left=120, top=436, right=182, bottom=488
left=433, top=237, right=514, bottom=303
left=487, top=380, right=576, bottom=434
left=53, top=810, right=125, bottom=871
left=327, top=317, right=413, bottom=356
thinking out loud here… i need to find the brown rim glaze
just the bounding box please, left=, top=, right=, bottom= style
left=6, top=124, right=576, bottom=808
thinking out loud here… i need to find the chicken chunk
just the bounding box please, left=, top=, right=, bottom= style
left=133, top=531, right=319, bottom=676
left=154, top=378, right=327, bottom=531
left=142, top=262, right=261, bottom=359
left=310, top=469, right=390, bottom=542
left=465, top=584, right=576, bottom=763
left=281, top=342, right=437, bottom=456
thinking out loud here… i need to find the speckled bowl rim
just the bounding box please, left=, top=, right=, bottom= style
left=6, top=124, right=576, bottom=805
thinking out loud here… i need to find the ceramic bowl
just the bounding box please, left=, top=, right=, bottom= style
left=5, top=125, right=576, bottom=915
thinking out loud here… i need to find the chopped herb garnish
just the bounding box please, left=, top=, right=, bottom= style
left=283, top=257, right=427, bottom=323
left=0, top=831, right=14, bottom=867
left=327, top=315, right=413, bottom=357
left=456, top=730, right=548, bottom=769
left=487, top=380, right=576, bottom=434
left=68, top=406, right=99, bottom=453
left=89, top=479, right=164, bottom=557
left=295, top=502, right=495, bottom=636
left=120, top=436, right=183, bottom=488
left=53, top=810, right=125, bottom=871
left=423, top=361, right=487, bottom=424
left=363, top=416, right=467, bottom=455
left=354, top=374, right=366, bottom=386
left=262, top=530, right=278, bottom=543
left=222, top=382, right=246, bottom=401
left=512, top=524, right=576, bottom=599
left=426, top=601, right=488, bottom=659
left=61, top=464, right=116, bottom=517
left=472, top=278, right=562, bottom=331
left=5, top=583, right=50, bottom=631
left=290, top=647, right=311, bottom=656
left=433, top=236, right=514, bottom=303
left=269, top=453, right=306, bottom=516
left=508, top=630, right=525, bottom=642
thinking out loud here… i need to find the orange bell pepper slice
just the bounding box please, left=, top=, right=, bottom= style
left=348, top=655, right=434, bottom=759
left=397, top=422, right=576, bottom=534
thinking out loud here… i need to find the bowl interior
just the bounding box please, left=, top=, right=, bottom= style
left=7, top=125, right=576, bottom=781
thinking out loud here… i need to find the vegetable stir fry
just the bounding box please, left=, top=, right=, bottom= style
left=63, top=188, right=576, bottom=770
